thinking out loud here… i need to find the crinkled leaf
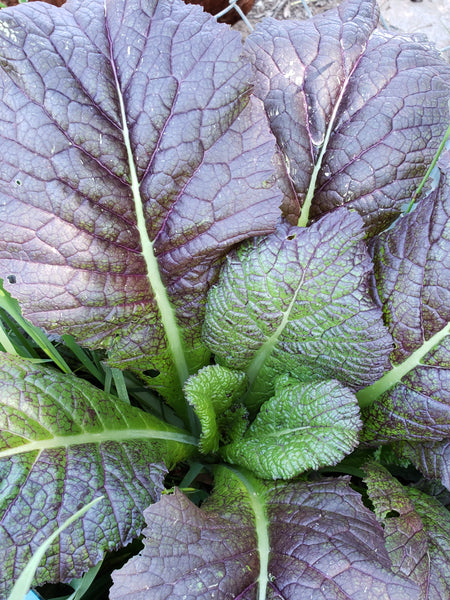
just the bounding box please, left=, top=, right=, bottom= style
left=0, top=0, right=282, bottom=404
left=0, top=353, right=195, bottom=596
left=365, top=461, right=450, bottom=599
left=184, top=364, right=247, bottom=453
left=111, top=467, right=418, bottom=600
left=220, top=375, right=362, bottom=479
left=359, top=152, right=450, bottom=446
left=245, top=0, right=450, bottom=234
left=203, top=208, right=392, bottom=410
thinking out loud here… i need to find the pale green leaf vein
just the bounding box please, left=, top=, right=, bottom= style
left=0, top=429, right=197, bottom=458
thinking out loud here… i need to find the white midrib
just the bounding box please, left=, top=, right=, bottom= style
left=357, top=321, right=450, bottom=407
left=298, top=54, right=364, bottom=227
left=228, top=467, right=271, bottom=600
left=0, top=429, right=197, bottom=458
left=108, top=19, right=189, bottom=388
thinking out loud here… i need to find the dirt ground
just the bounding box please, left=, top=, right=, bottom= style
left=232, top=0, right=450, bottom=61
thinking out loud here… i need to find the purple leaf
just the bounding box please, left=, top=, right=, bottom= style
left=110, top=468, right=419, bottom=599
left=110, top=472, right=260, bottom=600
left=359, top=152, right=449, bottom=447
left=396, top=439, right=450, bottom=492
left=0, top=0, right=282, bottom=402
left=365, top=461, right=450, bottom=599
left=245, top=0, right=450, bottom=234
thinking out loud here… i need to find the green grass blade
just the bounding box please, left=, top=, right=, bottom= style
left=61, top=334, right=105, bottom=384
left=111, top=367, right=130, bottom=404
left=0, top=319, right=18, bottom=355
left=0, top=281, right=72, bottom=373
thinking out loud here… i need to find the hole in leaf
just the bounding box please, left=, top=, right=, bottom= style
left=286, top=233, right=296, bottom=240
left=143, top=369, right=160, bottom=378
left=15, top=179, right=22, bottom=186
left=6, top=274, right=16, bottom=284
left=384, top=510, right=400, bottom=519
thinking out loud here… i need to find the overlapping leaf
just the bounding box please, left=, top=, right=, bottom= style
left=365, top=461, right=450, bottom=599
left=203, top=208, right=392, bottom=410
left=396, top=439, right=450, bottom=491
left=110, top=467, right=418, bottom=599
left=220, top=375, right=361, bottom=479
left=245, top=0, right=450, bottom=234
left=360, top=153, right=450, bottom=454
left=0, top=0, right=282, bottom=403
left=0, top=353, right=195, bottom=596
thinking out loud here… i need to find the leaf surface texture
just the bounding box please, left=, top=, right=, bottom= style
left=204, top=208, right=392, bottom=409
left=111, top=468, right=419, bottom=599
left=245, top=0, right=450, bottom=233
left=220, top=375, right=362, bottom=479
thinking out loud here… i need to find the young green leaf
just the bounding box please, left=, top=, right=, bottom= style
left=203, top=208, right=392, bottom=411
left=110, top=466, right=419, bottom=600
left=184, top=364, right=247, bottom=453
left=0, top=0, right=282, bottom=410
left=220, top=375, right=361, bottom=479
left=365, top=461, right=450, bottom=599
left=0, top=353, right=196, bottom=596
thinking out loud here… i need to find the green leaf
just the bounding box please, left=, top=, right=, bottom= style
left=220, top=375, right=362, bottom=479
left=365, top=461, right=450, bottom=599
left=203, top=209, right=392, bottom=411
left=0, top=353, right=196, bottom=596
left=184, top=364, right=247, bottom=453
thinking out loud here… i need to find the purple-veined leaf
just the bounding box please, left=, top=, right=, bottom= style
left=0, top=353, right=196, bottom=596
left=359, top=152, right=449, bottom=453
left=245, top=0, right=450, bottom=234
left=365, top=461, right=450, bottom=599
left=110, top=466, right=419, bottom=600
left=220, top=375, right=361, bottom=479
left=0, top=0, right=282, bottom=407
left=203, top=208, right=392, bottom=411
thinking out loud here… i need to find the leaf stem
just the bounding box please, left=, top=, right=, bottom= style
left=356, top=321, right=450, bottom=407
left=245, top=270, right=306, bottom=400
left=404, top=120, right=450, bottom=214
left=226, top=466, right=270, bottom=600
